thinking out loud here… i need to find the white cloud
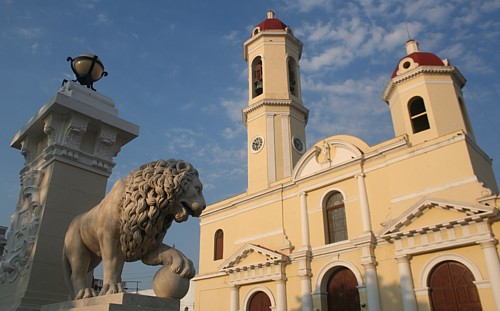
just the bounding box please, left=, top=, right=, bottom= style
left=303, top=74, right=392, bottom=144
left=30, top=43, right=38, bottom=54
left=301, top=46, right=354, bottom=72
left=14, top=27, right=42, bottom=38
left=282, top=0, right=333, bottom=13
left=95, top=13, right=111, bottom=25
left=480, top=0, right=500, bottom=11
left=164, top=128, right=200, bottom=153
left=220, top=88, right=246, bottom=123
left=223, top=30, right=240, bottom=44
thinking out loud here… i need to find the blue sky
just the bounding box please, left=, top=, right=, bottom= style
left=1, top=0, right=499, bottom=290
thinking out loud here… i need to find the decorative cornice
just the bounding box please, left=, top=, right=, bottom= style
left=382, top=66, right=467, bottom=102
left=242, top=99, right=309, bottom=125
left=380, top=198, right=498, bottom=241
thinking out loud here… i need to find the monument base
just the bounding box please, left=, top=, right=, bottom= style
left=41, top=293, right=179, bottom=311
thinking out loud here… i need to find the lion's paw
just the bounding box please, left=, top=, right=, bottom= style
left=161, top=248, right=195, bottom=278
left=99, top=282, right=124, bottom=296
left=75, top=288, right=97, bottom=299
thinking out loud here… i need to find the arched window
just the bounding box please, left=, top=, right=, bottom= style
left=288, top=58, right=298, bottom=96
left=408, top=96, right=430, bottom=133
left=325, top=191, right=347, bottom=244
left=252, top=57, right=263, bottom=98
left=214, top=229, right=224, bottom=260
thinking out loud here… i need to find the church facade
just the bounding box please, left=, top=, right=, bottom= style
left=193, top=11, right=500, bottom=311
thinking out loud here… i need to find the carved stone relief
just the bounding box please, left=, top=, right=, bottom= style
left=0, top=169, right=44, bottom=283
left=63, top=114, right=89, bottom=150
left=94, top=126, right=118, bottom=161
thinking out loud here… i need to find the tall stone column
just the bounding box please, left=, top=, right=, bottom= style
left=300, top=274, right=313, bottom=311
left=363, top=262, right=381, bottom=311
left=480, top=240, right=500, bottom=310
left=276, top=278, right=287, bottom=311
left=355, top=173, right=372, bottom=233
left=230, top=285, right=239, bottom=311
left=0, top=81, right=138, bottom=311
left=396, top=256, right=417, bottom=311
left=299, top=192, right=312, bottom=310
left=300, top=192, right=311, bottom=248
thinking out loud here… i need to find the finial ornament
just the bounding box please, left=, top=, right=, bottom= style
left=405, top=22, right=412, bottom=41
left=66, top=54, right=108, bottom=91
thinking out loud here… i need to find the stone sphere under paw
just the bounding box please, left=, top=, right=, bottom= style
left=152, top=267, right=190, bottom=299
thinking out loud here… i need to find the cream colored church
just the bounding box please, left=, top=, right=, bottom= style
left=193, top=11, right=500, bottom=311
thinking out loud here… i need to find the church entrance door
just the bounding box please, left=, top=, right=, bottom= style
left=248, top=291, right=271, bottom=311
left=429, top=261, right=482, bottom=311
left=327, top=267, right=360, bottom=311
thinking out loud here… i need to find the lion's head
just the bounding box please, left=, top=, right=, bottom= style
left=119, top=159, right=206, bottom=260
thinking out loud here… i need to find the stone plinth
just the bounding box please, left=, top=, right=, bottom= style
left=0, top=81, right=139, bottom=310
left=41, top=293, right=179, bottom=311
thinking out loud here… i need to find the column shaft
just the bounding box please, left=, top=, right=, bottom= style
left=300, top=192, right=311, bottom=248
left=364, top=263, right=381, bottom=311
left=480, top=241, right=500, bottom=311
left=276, top=279, right=287, bottom=311
left=356, top=174, right=372, bottom=233
left=397, top=256, right=417, bottom=311
left=301, top=275, right=313, bottom=311
left=230, top=285, right=239, bottom=311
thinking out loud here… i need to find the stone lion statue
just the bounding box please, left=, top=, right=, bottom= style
left=62, top=159, right=206, bottom=299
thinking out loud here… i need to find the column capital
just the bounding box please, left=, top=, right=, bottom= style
left=396, top=255, right=412, bottom=263
left=479, top=239, right=498, bottom=249
left=355, top=172, right=366, bottom=179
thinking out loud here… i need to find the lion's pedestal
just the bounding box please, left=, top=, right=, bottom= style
left=0, top=81, right=139, bottom=310
left=41, top=293, right=179, bottom=311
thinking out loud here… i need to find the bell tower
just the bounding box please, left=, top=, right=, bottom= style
left=243, top=11, right=309, bottom=193
left=382, top=39, right=474, bottom=145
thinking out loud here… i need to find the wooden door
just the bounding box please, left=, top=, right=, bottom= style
left=429, top=261, right=482, bottom=311
left=327, top=267, right=360, bottom=311
left=248, top=291, right=271, bottom=311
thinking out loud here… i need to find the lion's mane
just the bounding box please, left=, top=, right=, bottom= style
left=119, top=159, right=198, bottom=261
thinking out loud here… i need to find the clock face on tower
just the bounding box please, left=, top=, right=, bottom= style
left=251, top=136, right=264, bottom=153
left=293, top=137, right=304, bottom=153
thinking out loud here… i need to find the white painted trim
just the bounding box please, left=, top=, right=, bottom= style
left=319, top=187, right=349, bottom=208
left=267, top=114, right=276, bottom=183
left=191, top=271, right=226, bottom=281
left=242, top=286, right=276, bottom=310
left=281, top=115, right=292, bottom=178
left=313, top=260, right=364, bottom=293
left=390, top=176, right=478, bottom=203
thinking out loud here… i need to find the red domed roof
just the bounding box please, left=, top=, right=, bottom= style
left=391, top=40, right=445, bottom=78
left=257, top=17, right=287, bottom=31
left=255, top=10, right=288, bottom=32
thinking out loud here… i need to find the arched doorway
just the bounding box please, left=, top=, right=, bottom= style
left=327, top=267, right=360, bottom=311
left=248, top=291, right=271, bottom=311
left=428, top=260, right=482, bottom=311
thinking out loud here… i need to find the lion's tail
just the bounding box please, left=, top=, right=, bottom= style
left=62, top=246, right=74, bottom=300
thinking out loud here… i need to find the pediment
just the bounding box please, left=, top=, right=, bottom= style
left=219, top=243, right=288, bottom=271
left=381, top=198, right=498, bottom=240
left=293, top=136, right=367, bottom=180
